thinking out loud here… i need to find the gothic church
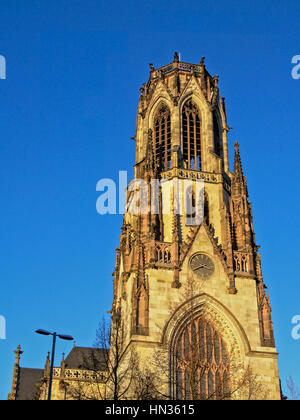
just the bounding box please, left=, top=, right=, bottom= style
left=9, top=54, right=281, bottom=400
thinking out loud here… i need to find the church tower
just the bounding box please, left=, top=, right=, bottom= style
left=112, top=53, right=280, bottom=400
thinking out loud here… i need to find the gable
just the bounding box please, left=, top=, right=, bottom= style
left=180, top=222, right=229, bottom=285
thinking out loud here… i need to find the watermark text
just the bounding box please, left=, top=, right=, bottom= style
left=0, top=55, right=6, bottom=80
left=291, top=55, right=300, bottom=80
left=0, top=315, right=6, bottom=339
left=96, top=171, right=205, bottom=225
left=291, top=315, right=300, bottom=340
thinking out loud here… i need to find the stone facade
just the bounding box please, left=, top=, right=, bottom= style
left=111, top=53, right=280, bottom=400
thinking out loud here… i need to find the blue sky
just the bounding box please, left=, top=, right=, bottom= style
left=0, top=0, right=299, bottom=399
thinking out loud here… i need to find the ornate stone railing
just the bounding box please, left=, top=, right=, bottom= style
left=52, top=368, right=107, bottom=382
left=153, top=64, right=174, bottom=77
left=153, top=62, right=202, bottom=78
left=160, top=168, right=222, bottom=184
left=179, top=63, right=201, bottom=73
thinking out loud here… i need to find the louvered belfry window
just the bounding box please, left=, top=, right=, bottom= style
left=182, top=99, right=201, bottom=170
left=175, top=317, right=230, bottom=400
left=154, top=104, right=171, bottom=171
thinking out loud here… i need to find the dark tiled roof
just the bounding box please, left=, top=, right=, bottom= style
left=64, top=347, right=108, bottom=371
left=16, top=368, right=44, bottom=400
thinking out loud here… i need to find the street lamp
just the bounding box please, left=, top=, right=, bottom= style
left=36, top=329, right=73, bottom=400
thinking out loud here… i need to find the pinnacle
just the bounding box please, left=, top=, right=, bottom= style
left=233, top=141, right=244, bottom=178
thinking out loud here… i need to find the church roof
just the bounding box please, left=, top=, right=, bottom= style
left=15, top=368, right=44, bottom=400
left=64, top=347, right=108, bottom=371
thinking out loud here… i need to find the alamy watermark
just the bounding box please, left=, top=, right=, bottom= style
left=0, top=55, right=6, bottom=80
left=291, top=55, right=300, bottom=80
left=96, top=171, right=205, bottom=225
left=0, top=315, right=6, bottom=339
left=291, top=315, right=300, bottom=340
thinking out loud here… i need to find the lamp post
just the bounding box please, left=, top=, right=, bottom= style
left=36, top=329, right=73, bottom=400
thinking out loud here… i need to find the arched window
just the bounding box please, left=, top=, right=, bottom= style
left=154, top=104, right=171, bottom=171
left=213, top=111, right=222, bottom=157
left=185, top=185, right=196, bottom=225
left=182, top=99, right=201, bottom=170
left=175, top=317, right=230, bottom=400
left=185, top=186, right=209, bottom=226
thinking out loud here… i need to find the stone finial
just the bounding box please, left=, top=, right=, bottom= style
left=143, top=82, right=148, bottom=96
left=14, top=344, right=23, bottom=365
left=43, top=352, right=50, bottom=377
left=173, top=52, right=179, bottom=63
left=200, top=57, right=205, bottom=65
left=213, top=75, right=219, bottom=86
left=149, top=63, right=155, bottom=72
left=60, top=352, right=65, bottom=367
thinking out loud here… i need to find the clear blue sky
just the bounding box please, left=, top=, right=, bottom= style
left=0, top=0, right=299, bottom=399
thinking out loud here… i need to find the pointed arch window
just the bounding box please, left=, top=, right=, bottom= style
left=185, top=186, right=209, bottom=226
left=185, top=185, right=196, bottom=225
left=182, top=99, right=201, bottom=171
left=154, top=104, right=171, bottom=171
left=213, top=111, right=222, bottom=157
left=175, top=317, right=230, bottom=400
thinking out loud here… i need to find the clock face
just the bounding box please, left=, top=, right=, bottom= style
left=189, top=253, right=215, bottom=279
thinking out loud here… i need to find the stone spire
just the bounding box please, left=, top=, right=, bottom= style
left=230, top=142, right=255, bottom=252
left=43, top=352, right=50, bottom=377
left=233, top=141, right=244, bottom=183
left=60, top=353, right=66, bottom=377
left=8, top=345, right=23, bottom=400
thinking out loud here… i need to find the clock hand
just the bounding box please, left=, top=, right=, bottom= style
left=193, top=264, right=205, bottom=270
